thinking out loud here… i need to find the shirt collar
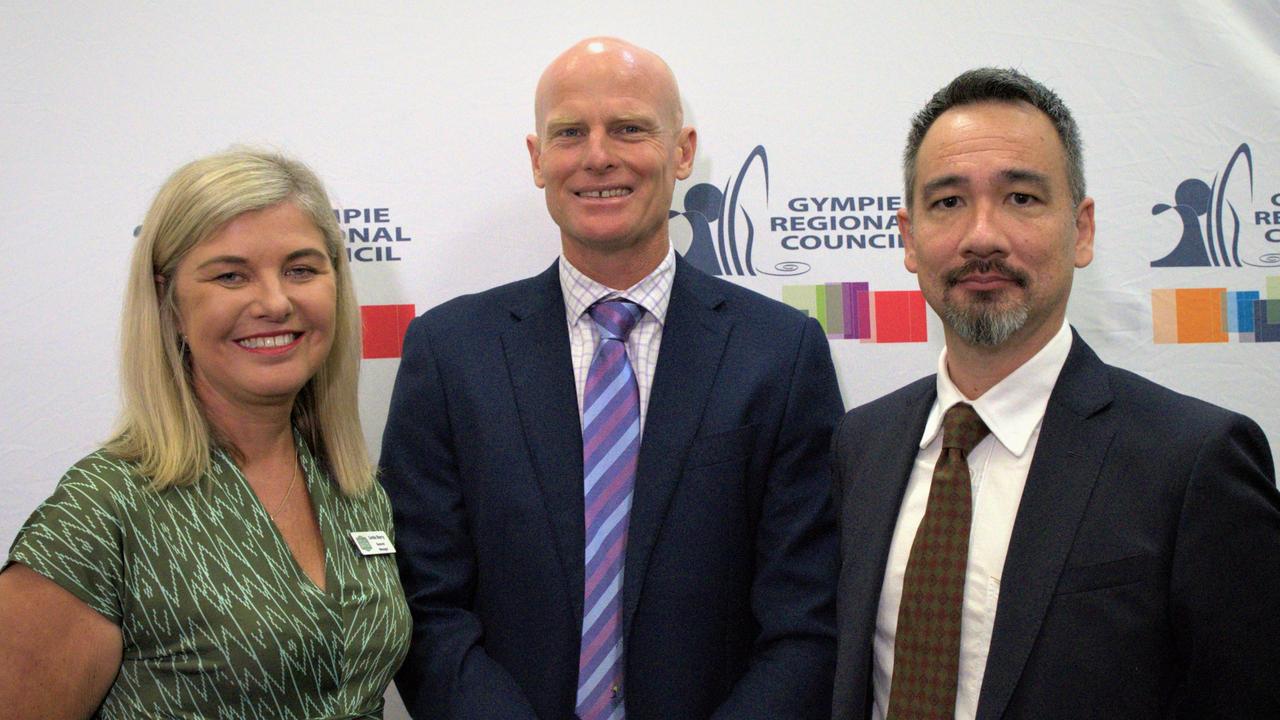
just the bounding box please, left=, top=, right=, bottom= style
left=920, top=321, right=1073, bottom=456
left=558, top=244, right=675, bottom=325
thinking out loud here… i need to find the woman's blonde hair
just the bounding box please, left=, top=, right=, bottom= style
left=106, top=148, right=373, bottom=495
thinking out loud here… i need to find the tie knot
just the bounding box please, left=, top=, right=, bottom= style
left=941, top=402, right=989, bottom=456
left=589, top=299, right=643, bottom=341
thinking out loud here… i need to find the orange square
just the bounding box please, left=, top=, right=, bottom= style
left=1174, top=288, right=1227, bottom=343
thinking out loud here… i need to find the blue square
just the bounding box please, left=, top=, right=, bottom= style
left=1228, top=291, right=1259, bottom=333
left=1254, top=299, right=1280, bottom=342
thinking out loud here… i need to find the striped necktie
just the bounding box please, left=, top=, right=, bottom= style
left=577, top=298, right=643, bottom=720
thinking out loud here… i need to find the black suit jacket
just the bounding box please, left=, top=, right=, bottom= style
left=382, top=257, right=843, bottom=719
left=832, top=331, right=1280, bottom=719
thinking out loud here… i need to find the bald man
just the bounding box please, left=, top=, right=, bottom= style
left=381, top=38, right=843, bottom=719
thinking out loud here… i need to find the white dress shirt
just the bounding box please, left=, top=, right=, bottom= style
left=872, top=322, right=1073, bottom=720
left=559, top=245, right=675, bottom=431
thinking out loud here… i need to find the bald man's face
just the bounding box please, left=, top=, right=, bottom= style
left=527, top=46, right=695, bottom=267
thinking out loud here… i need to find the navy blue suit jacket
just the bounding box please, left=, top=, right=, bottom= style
left=831, top=331, right=1280, bottom=719
left=382, top=257, right=843, bottom=719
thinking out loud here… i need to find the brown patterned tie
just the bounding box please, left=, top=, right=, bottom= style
left=887, top=402, right=990, bottom=720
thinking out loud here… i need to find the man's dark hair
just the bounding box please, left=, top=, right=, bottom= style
left=903, top=67, right=1085, bottom=209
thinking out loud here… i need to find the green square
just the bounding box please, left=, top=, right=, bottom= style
left=782, top=285, right=821, bottom=327
left=1264, top=298, right=1280, bottom=323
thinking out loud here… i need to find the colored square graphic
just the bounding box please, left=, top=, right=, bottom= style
left=870, top=290, right=928, bottom=343
left=781, top=285, right=823, bottom=326
left=1151, top=278, right=1280, bottom=344
left=824, top=283, right=845, bottom=338
left=1174, top=288, right=1227, bottom=343
left=1256, top=299, right=1280, bottom=343
left=1151, top=289, right=1178, bottom=344
left=361, top=304, right=416, bottom=359
left=782, top=282, right=925, bottom=343
left=847, top=282, right=871, bottom=339
left=1151, top=288, right=1228, bottom=344
left=1225, top=291, right=1260, bottom=333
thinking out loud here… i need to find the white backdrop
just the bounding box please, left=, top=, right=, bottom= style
left=3, top=2, right=1278, bottom=716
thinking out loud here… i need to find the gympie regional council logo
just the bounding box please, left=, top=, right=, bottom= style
left=669, top=145, right=903, bottom=278
left=671, top=146, right=926, bottom=343
left=1147, top=143, right=1280, bottom=343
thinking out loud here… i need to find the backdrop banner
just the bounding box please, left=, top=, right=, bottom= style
left=3, top=3, right=1277, bottom=716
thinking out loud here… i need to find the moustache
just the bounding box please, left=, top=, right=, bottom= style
left=945, top=259, right=1029, bottom=289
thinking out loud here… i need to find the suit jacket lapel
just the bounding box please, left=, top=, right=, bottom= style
left=502, top=261, right=587, bottom=620
left=976, top=332, right=1117, bottom=720
left=835, top=379, right=935, bottom=720
left=622, top=258, right=732, bottom=639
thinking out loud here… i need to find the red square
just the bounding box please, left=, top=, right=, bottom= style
left=361, top=304, right=416, bottom=359
left=872, top=291, right=928, bottom=343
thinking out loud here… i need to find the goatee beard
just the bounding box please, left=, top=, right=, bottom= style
left=943, top=300, right=1029, bottom=347
left=942, top=259, right=1030, bottom=347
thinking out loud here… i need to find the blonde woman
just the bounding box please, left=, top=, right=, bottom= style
left=0, top=149, right=409, bottom=718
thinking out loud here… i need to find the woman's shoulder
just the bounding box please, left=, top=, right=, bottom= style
left=56, top=448, right=154, bottom=499
left=17, top=449, right=156, bottom=539
left=66, top=447, right=145, bottom=479
left=7, top=449, right=151, bottom=623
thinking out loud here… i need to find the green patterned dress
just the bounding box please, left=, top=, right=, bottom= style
left=6, top=437, right=411, bottom=719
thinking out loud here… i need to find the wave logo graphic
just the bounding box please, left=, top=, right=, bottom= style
left=1151, top=277, right=1280, bottom=343
left=1151, top=143, right=1279, bottom=268
left=671, top=145, right=809, bottom=277
left=782, top=282, right=927, bottom=343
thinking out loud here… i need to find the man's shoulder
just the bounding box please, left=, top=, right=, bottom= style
left=831, top=376, right=933, bottom=464
left=1098, top=360, right=1257, bottom=433
left=838, top=375, right=935, bottom=435
left=1050, top=341, right=1272, bottom=478
left=414, top=265, right=559, bottom=331
left=1065, top=336, right=1257, bottom=433
left=850, top=375, right=935, bottom=416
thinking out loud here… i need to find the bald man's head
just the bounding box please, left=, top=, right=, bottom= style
left=533, top=37, right=684, bottom=137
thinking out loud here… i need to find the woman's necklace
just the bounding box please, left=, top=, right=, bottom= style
left=269, top=447, right=300, bottom=520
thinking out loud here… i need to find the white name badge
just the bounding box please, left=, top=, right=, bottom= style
left=349, top=531, right=396, bottom=556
